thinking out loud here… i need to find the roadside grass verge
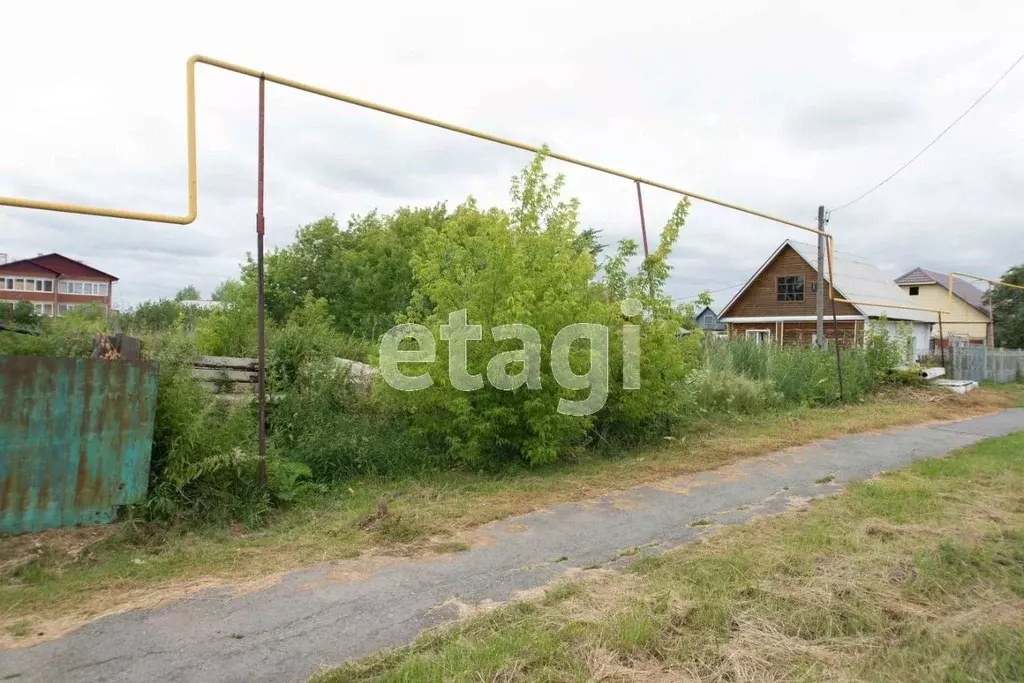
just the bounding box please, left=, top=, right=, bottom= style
left=316, top=430, right=1024, bottom=683
left=0, top=386, right=1015, bottom=646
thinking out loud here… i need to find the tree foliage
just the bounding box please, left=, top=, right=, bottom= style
left=987, top=264, right=1024, bottom=349
left=174, top=285, right=201, bottom=301
left=395, top=152, right=699, bottom=465
left=262, top=206, right=448, bottom=339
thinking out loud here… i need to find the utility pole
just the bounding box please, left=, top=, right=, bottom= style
left=987, top=282, right=995, bottom=348
left=816, top=205, right=825, bottom=348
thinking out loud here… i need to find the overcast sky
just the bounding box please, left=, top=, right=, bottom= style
left=1, top=1, right=1022, bottom=310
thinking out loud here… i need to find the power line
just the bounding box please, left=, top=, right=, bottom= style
left=673, top=281, right=748, bottom=302
left=831, top=48, right=1024, bottom=214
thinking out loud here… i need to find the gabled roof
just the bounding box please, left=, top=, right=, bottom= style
left=694, top=305, right=717, bottom=319
left=895, top=267, right=988, bottom=316
left=0, top=253, right=118, bottom=281
left=720, top=240, right=936, bottom=324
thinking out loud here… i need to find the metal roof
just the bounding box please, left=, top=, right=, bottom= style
left=787, top=241, right=936, bottom=323
left=720, top=240, right=936, bottom=324
left=894, top=267, right=989, bottom=316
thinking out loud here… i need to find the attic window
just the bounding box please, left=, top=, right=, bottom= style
left=777, top=275, right=804, bottom=302
left=909, top=286, right=919, bottom=296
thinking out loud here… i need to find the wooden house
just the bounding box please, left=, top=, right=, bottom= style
left=718, top=240, right=935, bottom=358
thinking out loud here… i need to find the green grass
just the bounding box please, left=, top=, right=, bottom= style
left=0, top=386, right=1014, bottom=645
left=315, top=432, right=1024, bottom=683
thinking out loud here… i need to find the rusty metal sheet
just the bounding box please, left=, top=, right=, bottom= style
left=0, top=356, right=158, bottom=534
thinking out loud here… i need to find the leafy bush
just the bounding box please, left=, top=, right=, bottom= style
left=11, top=300, right=39, bottom=326
left=194, top=279, right=259, bottom=357
left=397, top=152, right=697, bottom=466
left=594, top=202, right=704, bottom=447
left=865, top=316, right=911, bottom=382
left=119, top=299, right=186, bottom=333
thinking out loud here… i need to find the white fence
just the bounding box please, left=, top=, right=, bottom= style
left=951, top=345, right=1024, bottom=383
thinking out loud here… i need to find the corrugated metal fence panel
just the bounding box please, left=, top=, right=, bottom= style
left=952, top=345, right=983, bottom=382
left=952, top=345, right=1024, bottom=383
left=0, top=357, right=158, bottom=534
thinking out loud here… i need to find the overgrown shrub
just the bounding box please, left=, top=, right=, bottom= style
left=684, top=368, right=783, bottom=416
left=11, top=300, right=39, bottom=326
left=267, top=294, right=373, bottom=391
left=397, top=152, right=698, bottom=466
left=866, top=316, right=912, bottom=382
left=269, top=359, right=441, bottom=481
left=119, top=299, right=185, bottom=333
left=145, top=333, right=306, bottom=526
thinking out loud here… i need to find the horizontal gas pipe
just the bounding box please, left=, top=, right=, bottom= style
left=949, top=271, right=1024, bottom=315
left=825, top=231, right=949, bottom=317
left=0, top=55, right=824, bottom=237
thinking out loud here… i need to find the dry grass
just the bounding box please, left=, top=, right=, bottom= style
left=0, top=386, right=1016, bottom=648
left=317, top=430, right=1024, bottom=683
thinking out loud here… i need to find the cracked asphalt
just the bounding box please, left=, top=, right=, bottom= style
left=2, top=409, right=1022, bottom=683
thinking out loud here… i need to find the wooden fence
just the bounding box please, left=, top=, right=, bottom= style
left=951, top=345, right=1024, bottom=383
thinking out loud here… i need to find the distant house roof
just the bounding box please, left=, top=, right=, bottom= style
left=694, top=305, right=726, bottom=330
left=720, top=240, right=936, bottom=324
left=895, top=267, right=988, bottom=316
left=0, top=253, right=118, bottom=281
left=695, top=305, right=715, bottom=319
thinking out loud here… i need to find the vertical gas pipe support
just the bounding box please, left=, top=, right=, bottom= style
left=821, top=209, right=843, bottom=402
left=635, top=180, right=654, bottom=298
left=256, top=75, right=268, bottom=487
left=938, top=311, right=946, bottom=369
left=635, top=180, right=650, bottom=257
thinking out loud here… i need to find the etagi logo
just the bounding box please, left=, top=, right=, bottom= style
left=379, top=299, right=644, bottom=416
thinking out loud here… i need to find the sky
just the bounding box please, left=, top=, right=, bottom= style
left=1, top=1, right=1022, bottom=310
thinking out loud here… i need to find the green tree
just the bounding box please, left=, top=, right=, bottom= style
left=210, top=281, right=232, bottom=301
left=987, top=264, right=1024, bottom=349
left=263, top=205, right=448, bottom=339
left=174, top=285, right=201, bottom=301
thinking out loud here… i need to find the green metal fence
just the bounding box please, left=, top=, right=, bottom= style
left=0, top=356, right=158, bottom=534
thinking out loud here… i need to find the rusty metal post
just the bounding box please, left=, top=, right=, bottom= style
left=634, top=181, right=649, bottom=258
left=256, top=75, right=268, bottom=488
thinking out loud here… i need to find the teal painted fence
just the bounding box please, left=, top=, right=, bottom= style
left=0, top=357, right=158, bottom=535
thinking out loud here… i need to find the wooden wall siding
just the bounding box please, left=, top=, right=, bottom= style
left=728, top=321, right=864, bottom=347
left=726, top=245, right=860, bottom=318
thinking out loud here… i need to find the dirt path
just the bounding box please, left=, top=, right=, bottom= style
left=2, top=409, right=1022, bottom=683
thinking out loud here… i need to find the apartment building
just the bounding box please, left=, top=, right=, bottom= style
left=0, top=252, right=117, bottom=317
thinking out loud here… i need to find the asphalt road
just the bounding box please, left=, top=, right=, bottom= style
left=2, top=409, right=1022, bottom=683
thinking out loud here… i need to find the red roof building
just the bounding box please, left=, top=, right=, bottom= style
left=0, top=252, right=118, bottom=317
